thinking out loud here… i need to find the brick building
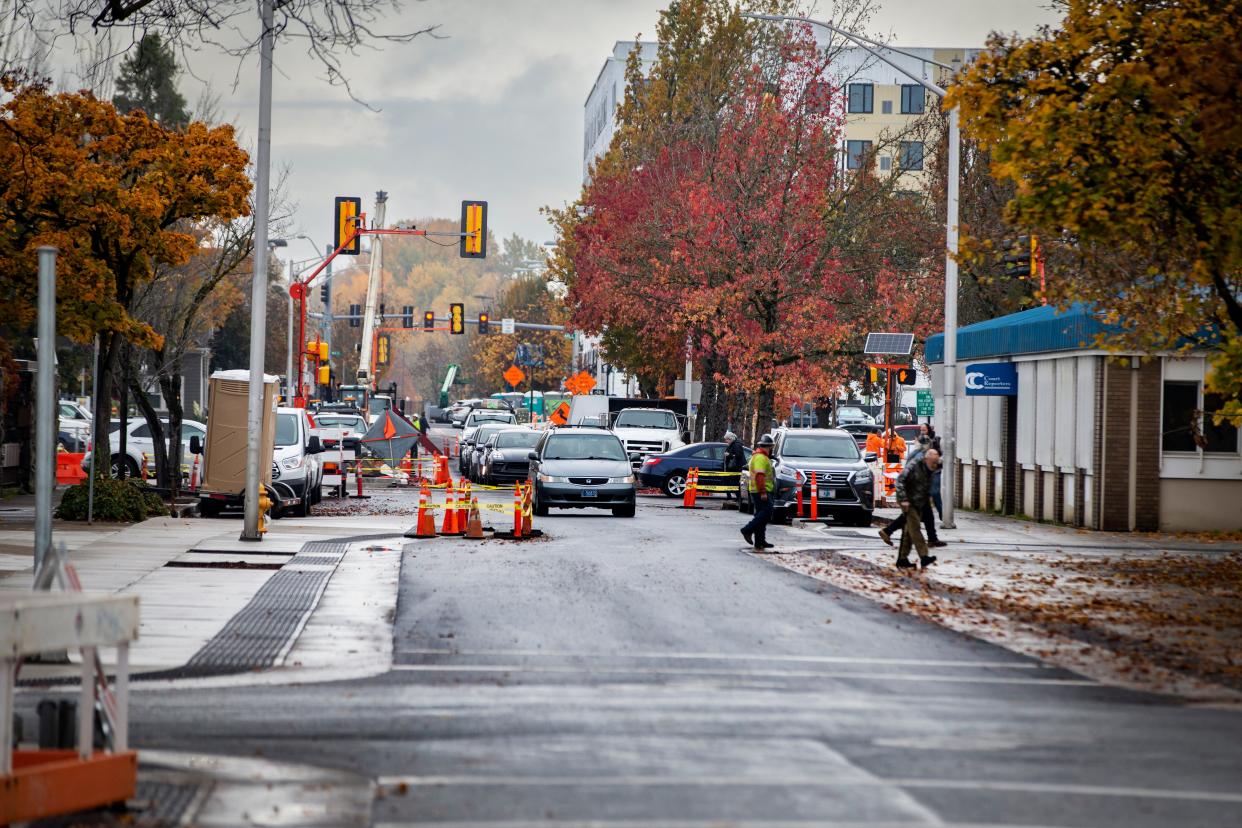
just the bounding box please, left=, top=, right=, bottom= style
left=925, top=305, right=1241, bottom=532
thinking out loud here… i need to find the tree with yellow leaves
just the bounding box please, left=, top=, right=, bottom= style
left=947, top=0, right=1242, bottom=423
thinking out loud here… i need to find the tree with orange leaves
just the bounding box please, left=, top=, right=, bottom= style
left=0, top=75, right=252, bottom=469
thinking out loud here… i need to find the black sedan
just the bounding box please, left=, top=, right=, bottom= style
left=637, top=441, right=751, bottom=497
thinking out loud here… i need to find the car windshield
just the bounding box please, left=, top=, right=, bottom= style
left=316, top=415, right=363, bottom=430
left=781, top=434, right=859, bottom=459
left=470, top=413, right=514, bottom=425
left=544, top=434, right=627, bottom=461
left=275, top=413, right=300, bottom=447
left=473, top=425, right=506, bottom=444
left=615, top=410, right=677, bottom=429
left=496, top=431, right=540, bottom=449
left=839, top=407, right=866, bottom=416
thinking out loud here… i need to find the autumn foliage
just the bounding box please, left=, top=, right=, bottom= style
left=559, top=26, right=942, bottom=436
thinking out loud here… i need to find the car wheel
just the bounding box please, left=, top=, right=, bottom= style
left=198, top=499, right=222, bottom=518
left=661, top=474, right=687, bottom=498
left=612, top=502, right=636, bottom=518
left=774, top=507, right=791, bottom=525
left=111, top=455, right=139, bottom=480
left=533, top=485, right=550, bottom=517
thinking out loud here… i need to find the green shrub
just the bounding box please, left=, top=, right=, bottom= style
left=55, top=478, right=169, bottom=522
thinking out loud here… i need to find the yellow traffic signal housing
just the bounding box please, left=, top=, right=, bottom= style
left=868, top=366, right=879, bottom=383
left=376, top=334, right=390, bottom=366
left=334, top=196, right=362, bottom=255
left=459, top=200, right=488, bottom=259
left=449, top=302, right=465, bottom=335
left=318, top=341, right=329, bottom=362
left=305, top=340, right=318, bottom=356
left=317, top=365, right=330, bottom=385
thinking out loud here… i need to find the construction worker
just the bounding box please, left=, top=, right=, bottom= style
left=883, top=427, right=907, bottom=464
left=740, top=434, right=777, bottom=552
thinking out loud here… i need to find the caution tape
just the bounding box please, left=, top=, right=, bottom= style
left=412, top=501, right=524, bottom=513
left=691, top=470, right=742, bottom=477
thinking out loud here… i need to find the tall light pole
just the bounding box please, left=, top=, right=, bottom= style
left=242, top=0, right=276, bottom=541
left=744, top=12, right=962, bottom=528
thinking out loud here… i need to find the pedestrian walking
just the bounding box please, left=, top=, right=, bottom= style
left=879, top=436, right=945, bottom=548
left=723, top=431, right=745, bottom=504
left=740, top=434, right=777, bottom=552
left=892, top=448, right=941, bottom=569
left=920, top=425, right=944, bottom=519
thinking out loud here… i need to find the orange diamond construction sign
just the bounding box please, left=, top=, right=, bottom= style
left=503, top=365, right=526, bottom=388
left=564, top=371, right=596, bottom=396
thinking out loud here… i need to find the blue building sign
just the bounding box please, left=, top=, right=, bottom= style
left=964, top=362, right=1017, bottom=396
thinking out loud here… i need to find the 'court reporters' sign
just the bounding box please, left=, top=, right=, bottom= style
left=964, top=362, right=1017, bottom=396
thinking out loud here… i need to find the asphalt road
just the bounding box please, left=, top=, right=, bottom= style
left=115, top=426, right=1242, bottom=826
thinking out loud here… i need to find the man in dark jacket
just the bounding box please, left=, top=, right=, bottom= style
left=894, top=448, right=940, bottom=569
left=722, top=431, right=745, bottom=503
left=879, top=437, right=945, bottom=548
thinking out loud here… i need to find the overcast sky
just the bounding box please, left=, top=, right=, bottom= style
left=59, top=0, right=1063, bottom=262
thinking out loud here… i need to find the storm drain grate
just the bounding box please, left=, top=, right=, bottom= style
left=181, top=543, right=347, bottom=674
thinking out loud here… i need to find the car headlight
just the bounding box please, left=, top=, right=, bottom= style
left=281, top=456, right=303, bottom=470
left=537, top=473, right=569, bottom=483
left=491, top=451, right=505, bottom=461
left=775, top=465, right=803, bottom=483
left=609, top=474, right=636, bottom=484
left=852, top=468, right=873, bottom=484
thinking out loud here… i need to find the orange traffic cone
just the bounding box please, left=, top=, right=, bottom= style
left=189, top=454, right=200, bottom=491
left=522, top=484, right=533, bottom=536
left=513, top=483, right=524, bottom=538
left=796, top=476, right=804, bottom=517
left=457, top=479, right=471, bottom=528
left=465, top=497, right=485, bottom=539
left=411, top=486, right=437, bottom=538
left=809, top=471, right=819, bottom=521
left=439, top=484, right=457, bottom=534
left=682, top=468, right=699, bottom=508
left=434, top=454, right=450, bottom=486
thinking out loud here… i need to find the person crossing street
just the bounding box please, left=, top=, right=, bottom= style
left=741, top=434, right=777, bottom=552
left=893, top=448, right=941, bottom=570
left=723, top=431, right=745, bottom=504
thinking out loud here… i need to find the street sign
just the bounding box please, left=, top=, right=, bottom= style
left=503, top=364, right=526, bottom=388
left=965, top=362, right=1018, bottom=396
left=916, top=389, right=935, bottom=416
left=501, top=317, right=515, bottom=335
left=564, top=370, right=596, bottom=396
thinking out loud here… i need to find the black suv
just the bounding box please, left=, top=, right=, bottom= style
left=738, top=427, right=875, bottom=526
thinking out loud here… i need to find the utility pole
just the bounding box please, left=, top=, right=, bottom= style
left=323, top=243, right=334, bottom=400
left=357, top=191, right=387, bottom=386
left=242, top=0, right=275, bottom=541
left=33, top=247, right=56, bottom=585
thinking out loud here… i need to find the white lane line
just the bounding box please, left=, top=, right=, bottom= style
left=388, top=664, right=1093, bottom=686
left=376, top=823, right=1055, bottom=828
left=374, top=775, right=1242, bottom=804
left=376, top=822, right=1045, bottom=828
left=397, top=649, right=1043, bottom=670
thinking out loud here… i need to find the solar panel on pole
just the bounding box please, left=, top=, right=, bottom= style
left=863, top=332, right=915, bottom=355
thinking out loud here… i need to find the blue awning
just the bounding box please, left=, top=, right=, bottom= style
left=925, top=303, right=1109, bottom=364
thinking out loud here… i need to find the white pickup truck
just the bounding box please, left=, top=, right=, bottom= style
left=611, top=408, right=687, bottom=468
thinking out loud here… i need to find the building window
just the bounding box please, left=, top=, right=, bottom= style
left=881, top=99, right=893, bottom=114
left=898, top=141, right=924, bottom=171
left=846, top=140, right=872, bottom=170
left=879, top=156, right=892, bottom=171
left=1204, top=392, right=1240, bottom=453
left=1162, top=381, right=1200, bottom=452
left=847, top=83, right=873, bottom=114
left=900, top=85, right=926, bottom=114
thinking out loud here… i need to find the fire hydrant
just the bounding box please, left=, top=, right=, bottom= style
left=257, top=487, right=272, bottom=534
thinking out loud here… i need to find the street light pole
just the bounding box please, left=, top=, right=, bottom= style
left=286, top=257, right=295, bottom=403
left=743, top=12, right=961, bottom=528
left=242, top=0, right=276, bottom=541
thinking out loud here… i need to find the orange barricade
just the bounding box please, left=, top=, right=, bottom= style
left=55, top=453, right=87, bottom=485
left=513, top=483, right=524, bottom=538
left=682, top=468, right=699, bottom=508
left=522, top=484, right=533, bottom=536
left=796, top=476, right=804, bottom=518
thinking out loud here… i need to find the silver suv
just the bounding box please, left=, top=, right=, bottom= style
left=739, top=427, right=875, bottom=526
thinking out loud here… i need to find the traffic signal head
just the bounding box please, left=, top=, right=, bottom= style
left=450, top=302, right=465, bottom=335
left=305, top=340, right=318, bottom=357
left=402, top=306, right=414, bottom=329
left=349, top=304, right=362, bottom=327
left=320, top=282, right=330, bottom=305
left=423, top=310, right=435, bottom=331
left=868, top=366, right=879, bottom=383
left=1003, top=235, right=1032, bottom=278
left=478, top=312, right=490, bottom=334
left=334, top=196, right=362, bottom=256
left=318, top=342, right=329, bottom=362
left=317, top=365, right=330, bottom=385
left=376, top=334, right=390, bottom=366
left=459, top=201, right=488, bottom=259
left=895, top=367, right=916, bottom=385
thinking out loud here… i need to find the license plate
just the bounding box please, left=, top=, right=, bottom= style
left=581, top=489, right=598, bottom=498
left=820, top=488, right=836, bottom=499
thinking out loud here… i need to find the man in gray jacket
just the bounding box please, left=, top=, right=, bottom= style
left=894, top=448, right=941, bottom=570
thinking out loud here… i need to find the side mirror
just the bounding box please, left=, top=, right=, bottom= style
left=864, top=451, right=877, bottom=463
left=628, top=452, right=642, bottom=463
left=307, top=436, right=324, bottom=454
left=527, top=451, right=540, bottom=462
left=190, top=435, right=203, bottom=455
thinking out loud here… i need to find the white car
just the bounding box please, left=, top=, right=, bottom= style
left=59, top=400, right=92, bottom=441
left=836, top=406, right=876, bottom=426
left=83, top=417, right=207, bottom=479
left=271, top=406, right=326, bottom=516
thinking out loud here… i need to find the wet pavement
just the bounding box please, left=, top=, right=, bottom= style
left=18, top=425, right=1242, bottom=826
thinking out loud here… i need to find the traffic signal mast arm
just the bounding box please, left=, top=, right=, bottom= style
left=286, top=207, right=485, bottom=408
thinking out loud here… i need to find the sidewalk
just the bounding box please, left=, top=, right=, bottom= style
left=1, top=497, right=413, bottom=684
left=770, top=508, right=1242, bottom=701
